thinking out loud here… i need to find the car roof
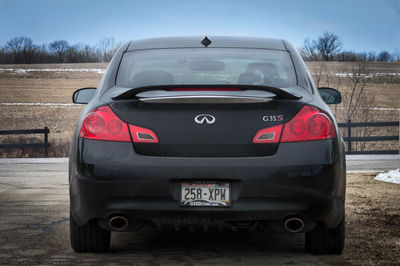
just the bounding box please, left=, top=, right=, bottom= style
left=127, top=36, right=287, bottom=51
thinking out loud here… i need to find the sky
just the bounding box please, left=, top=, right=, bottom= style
left=0, top=0, right=399, bottom=53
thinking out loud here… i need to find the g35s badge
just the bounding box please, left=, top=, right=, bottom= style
left=263, top=115, right=283, bottom=122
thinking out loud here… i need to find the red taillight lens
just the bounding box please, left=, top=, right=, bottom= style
left=79, top=106, right=159, bottom=143
left=129, top=125, right=159, bottom=143
left=252, top=106, right=335, bottom=144
left=79, top=106, right=131, bottom=142
left=253, top=124, right=283, bottom=143
left=308, top=113, right=331, bottom=137
left=281, top=106, right=334, bottom=142
left=82, top=113, right=105, bottom=137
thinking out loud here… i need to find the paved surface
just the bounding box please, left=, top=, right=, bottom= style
left=346, top=154, right=400, bottom=172
left=0, top=155, right=398, bottom=265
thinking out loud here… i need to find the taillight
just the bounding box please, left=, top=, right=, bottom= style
left=129, top=125, right=159, bottom=143
left=79, top=106, right=131, bottom=142
left=252, top=106, right=334, bottom=144
left=253, top=124, right=283, bottom=143
left=79, top=106, right=160, bottom=143
left=281, top=106, right=334, bottom=142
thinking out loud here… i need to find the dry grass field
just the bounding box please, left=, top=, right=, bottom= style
left=307, top=61, right=400, bottom=109
left=0, top=63, right=106, bottom=157
left=0, top=62, right=399, bottom=157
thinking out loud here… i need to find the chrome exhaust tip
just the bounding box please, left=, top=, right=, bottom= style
left=284, top=217, right=304, bottom=233
left=109, top=216, right=128, bottom=231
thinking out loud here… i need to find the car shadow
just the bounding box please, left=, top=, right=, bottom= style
left=105, top=228, right=322, bottom=264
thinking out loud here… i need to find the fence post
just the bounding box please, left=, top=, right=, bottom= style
left=44, top=127, right=49, bottom=158
left=347, top=119, right=352, bottom=154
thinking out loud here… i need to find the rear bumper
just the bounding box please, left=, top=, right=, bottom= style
left=69, top=139, right=346, bottom=230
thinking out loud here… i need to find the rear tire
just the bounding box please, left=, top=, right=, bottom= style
left=305, top=216, right=345, bottom=254
left=70, top=211, right=111, bottom=252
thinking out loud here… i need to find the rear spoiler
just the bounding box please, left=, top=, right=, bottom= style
left=112, top=84, right=302, bottom=101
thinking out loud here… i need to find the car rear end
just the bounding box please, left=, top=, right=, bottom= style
left=69, top=37, right=345, bottom=253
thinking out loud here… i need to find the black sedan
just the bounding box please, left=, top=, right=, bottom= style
left=69, top=36, right=345, bottom=254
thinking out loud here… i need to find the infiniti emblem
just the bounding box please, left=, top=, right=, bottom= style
left=194, top=114, right=216, bottom=125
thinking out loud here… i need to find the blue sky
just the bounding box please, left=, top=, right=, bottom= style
left=0, top=0, right=398, bottom=52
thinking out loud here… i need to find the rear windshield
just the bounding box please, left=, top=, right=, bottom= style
left=116, top=48, right=297, bottom=88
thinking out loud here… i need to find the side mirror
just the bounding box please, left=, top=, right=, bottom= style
left=72, top=88, right=96, bottom=104
left=318, top=87, right=341, bottom=104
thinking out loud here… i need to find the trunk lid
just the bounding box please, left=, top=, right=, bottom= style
left=109, top=88, right=305, bottom=157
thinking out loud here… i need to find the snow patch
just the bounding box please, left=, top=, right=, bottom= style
left=0, top=102, right=77, bottom=106
left=335, top=72, right=400, bottom=78
left=336, top=106, right=400, bottom=111
left=15, top=69, right=27, bottom=74
left=0, top=68, right=105, bottom=74
left=0, top=102, right=83, bottom=108
left=374, top=169, right=400, bottom=184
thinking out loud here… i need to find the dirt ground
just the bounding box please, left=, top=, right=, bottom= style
left=332, top=172, right=400, bottom=265
left=0, top=160, right=399, bottom=265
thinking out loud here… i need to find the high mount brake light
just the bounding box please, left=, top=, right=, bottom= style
left=79, top=106, right=159, bottom=143
left=169, top=88, right=243, bottom=91
left=252, top=106, right=334, bottom=144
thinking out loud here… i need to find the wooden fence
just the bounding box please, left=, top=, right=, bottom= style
left=338, top=120, right=399, bottom=154
left=0, top=127, right=50, bottom=157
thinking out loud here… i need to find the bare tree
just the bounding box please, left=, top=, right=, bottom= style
left=35, top=44, right=52, bottom=63
left=312, top=62, right=326, bottom=87
left=5, top=37, right=24, bottom=63
left=65, top=43, right=98, bottom=63
left=313, top=32, right=342, bottom=61
left=5, top=37, right=36, bottom=63
left=310, top=62, right=343, bottom=115
left=0, top=48, right=5, bottom=63
left=377, top=50, right=392, bottom=62
left=367, top=51, right=376, bottom=62
left=392, top=49, right=400, bottom=62
left=65, top=44, right=81, bottom=63
left=81, top=44, right=98, bottom=62
left=300, top=37, right=319, bottom=61
left=344, top=64, right=368, bottom=120
left=97, top=37, right=120, bottom=62
left=49, top=40, right=69, bottom=63
left=21, top=37, right=36, bottom=64
left=337, top=63, right=378, bottom=151
left=337, top=51, right=357, bottom=61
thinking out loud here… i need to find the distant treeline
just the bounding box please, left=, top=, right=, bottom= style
left=0, top=37, right=120, bottom=64
left=299, top=32, right=398, bottom=62
left=0, top=33, right=398, bottom=64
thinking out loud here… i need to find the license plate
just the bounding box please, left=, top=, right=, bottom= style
left=180, top=182, right=230, bottom=207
